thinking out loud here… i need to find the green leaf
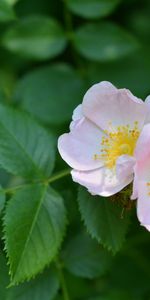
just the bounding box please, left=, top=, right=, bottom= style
left=62, top=232, right=112, bottom=278
left=2, top=16, right=67, bottom=60
left=8, top=268, right=59, bottom=300
left=0, top=252, right=9, bottom=299
left=4, top=184, right=67, bottom=285
left=0, top=0, right=16, bottom=22
left=14, top=63, right=85, bottom=124
left=128, top=5, right=150, bottom=44
left=73, top=22, right=139, bottom=62
left=0, top=187, right=5, bottom=213
left=0, top=251, right=59, bottom=300
left=0, top=103, right=55, bottom=178
left=86, top=49, right=150, bottom=98
left=66, top=0, right=121, bottom=19
left=0, top=68, right=16, bottom=99
left=4, top=0, right=19, bottom=5
left=14, top=0, right=57, bottom=17
left=88, top=290, right=136, bottom=300
left=77, top=187, right=130, bottom=253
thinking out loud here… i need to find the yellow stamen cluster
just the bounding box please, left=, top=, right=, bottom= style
left=94, top=121, right=140, bottom=169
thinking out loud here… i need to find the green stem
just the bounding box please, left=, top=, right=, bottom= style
left=56, top=259, right=70, bottom=300
left=4, top=168, right=71, bottom=194
left=47, top=168, right=71, bottom=184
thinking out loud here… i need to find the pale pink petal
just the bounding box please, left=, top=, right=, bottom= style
left=58, top=118, right=105, bottom=171
left=144, top=95, right=150, bottom=124
left=132, top=124, right=150, bottom=199
left=136, top=180, right=150, bottom=231
left=144, top=95, right=150, bottom=104
left=133, top=124, right=150, bottom=229
left=83, top=82, right=147, bottom=132
left=116, top=155, right=135, bottom=180
left=124, top=89, right=143, bottom=104
left=70, top=104, right=83, bottom=130
left=71, top=166, right=133, bottom=197
left=72, top=104, right=82, bottom=120
left=134, top=124, right=150, bottom=181
left=144, top=225, right=150, bottom=231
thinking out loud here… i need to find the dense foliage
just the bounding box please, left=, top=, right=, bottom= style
left=0, top=0, right=150, bottom=299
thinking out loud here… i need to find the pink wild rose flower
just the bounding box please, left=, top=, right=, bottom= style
left=58, top=82, right=150, bottom=224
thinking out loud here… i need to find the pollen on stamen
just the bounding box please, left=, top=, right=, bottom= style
left=93, top=121, right=140, bottom=169
left=146, top=182, right=150, bottom=196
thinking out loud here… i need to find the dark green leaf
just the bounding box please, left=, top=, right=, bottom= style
left=0, top=251, right=59, bottom=300
left=14, top=63, right=85, bottom=124
left=128, top=6, right=150, bottom=44
left=0, top=0, right=16, bottom=22
left=73, top=22, right=139, bottom=62
left=77, top=187, right=130, bottom=253
left=0, top=68, right=16, bottom=99
left=8, top=268, right=59, bottom=300
left=4, top=184, right=67, bottom=284
left=2, top=16, right=67, bottom=60
left=88, top=290, right=136, bottom=300
left=86, top=49, right=150, bottom=98
left=66, top=0, right=121, bottom=19
left=0, top=103, right=55, bottom=178
left=62, top=232, right=112, bottom=278
left=0, top=252, right=9, bottom=299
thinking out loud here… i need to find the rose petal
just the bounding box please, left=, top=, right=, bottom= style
left=134, top=124, right=150, bottom=181
left=116, top=155, right=135, bottom=180
left=144, top=95, right=150, bottom=124
left=58, top=118, right=105, bottom=171
left=83, top=82, right=147, bottom=132
left=133, top=124, right=150, bottom=229
left=72, top=165, right=133, bottom=197
left=144, top=225, right=150, bottom=231
left=132, top=124, right=150, bottom=200
left=70, top=104, right=83, bottom=130
left=137, top=180, right=150, bottom=231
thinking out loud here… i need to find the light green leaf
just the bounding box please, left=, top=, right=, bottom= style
left=4, top=184, right=67, bottom=285
left=8, top=268, right=59, bottom=300
left=77, top=187, right=130, bottom=253
left=62, top=232, right=112, bottom=278
left=14, top=63, right=85, bottom=124
left=4, top=0, right=19, bottom=5
left=0, top=0, right=16, bottom=22
left=66, top=0, right=121, bottom=19
left=2, top=16, right=67, bottom=60
left=73, top=22, right=139, bottom=62
left=0, top=103, right=55, bottom=178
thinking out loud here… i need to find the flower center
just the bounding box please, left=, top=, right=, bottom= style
left=119, top=144, right=131, bottom=155
left=94, top=122, right=140, bottom=169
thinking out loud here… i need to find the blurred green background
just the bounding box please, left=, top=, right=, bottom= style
left=1, top=0, right=150, bottom=299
